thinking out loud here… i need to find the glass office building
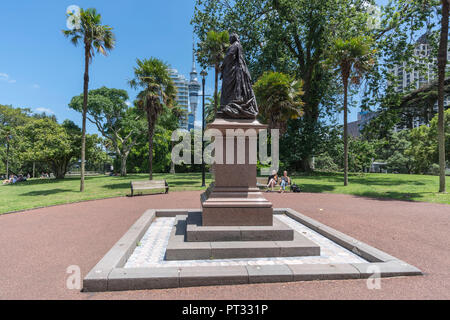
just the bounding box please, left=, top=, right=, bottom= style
left=168, top=68, right=190, bottom=130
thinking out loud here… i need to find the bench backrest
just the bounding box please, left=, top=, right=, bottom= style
left=131, top=180, right=166, bottom=189
left=256, top=177, right=267, bottom=184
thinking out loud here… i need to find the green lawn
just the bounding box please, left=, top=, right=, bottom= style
left=0, top=172, right=448, bottom=214
left=0, top=173, right=213, bottom=214
left=291, top=172, right=450, bottom=205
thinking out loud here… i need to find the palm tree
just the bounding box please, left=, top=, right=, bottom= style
left=62, top=8, right=115, bottom=192
left=168, top=103, right=186, bottom=174
left=204, top=95, right=218, bottom=125
left=329, top=36, right=375, bottom=186
left=437, top=0, right=449, bottom=193
left=197, top=30, right=229, bottom=114
left=253, top=71, right=304, bottom=134
left=129, top=58, right=176, bottom=180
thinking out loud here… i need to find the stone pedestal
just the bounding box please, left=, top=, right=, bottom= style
left=201, top=118, right=273, bottom=226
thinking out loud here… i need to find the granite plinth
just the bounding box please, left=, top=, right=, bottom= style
left=186, top=212, right=293, bottom=242
left=165, top=215, right=320, bottom=260
left=201, top=118, right=273, bottom=226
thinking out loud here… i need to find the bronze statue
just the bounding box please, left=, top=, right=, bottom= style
left=217, top=33, right=258, bottom=119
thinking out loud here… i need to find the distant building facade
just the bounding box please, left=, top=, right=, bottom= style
left=168, top=43, right=201, bottom=131
left=168, top=68, right=190, bottom=129
left=347, top=110, right=378, bottom=138
left=389, top=33, right=450, bottom=131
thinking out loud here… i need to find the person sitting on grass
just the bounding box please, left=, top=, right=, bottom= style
left=266, top=170, right=278, bottom=192
left=279, top=171, right=291, bottom=193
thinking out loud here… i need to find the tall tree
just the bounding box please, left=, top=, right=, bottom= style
left=62, top=8, right=115, bottom=191
left=437, top=0, right=449, bottom=192
left=1, top=126, right=13, bottom=177
left=129, top=58, right=176, bottom=180
left=253, top=71, right=304, bottom=133
left=17, top=119, right=81, bottom=179
left=192, top=0, right=374, bottom=171
left=197, top=30, right=229, bottom=114
left=329, top=36, right=375, bottom=185
left=69, top=87, right=145, bottom=176
left=0, top=105, right=30, bottom=175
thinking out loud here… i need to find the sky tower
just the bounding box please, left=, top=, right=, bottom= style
left=188, top=41, right=201, bottom=130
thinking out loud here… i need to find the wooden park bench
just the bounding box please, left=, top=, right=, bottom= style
left=256, top=177, right=269, bottom=189
left=130, top=180, right=169, bottom=197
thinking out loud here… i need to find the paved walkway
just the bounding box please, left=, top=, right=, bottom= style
left=0, top=191, right=449, bottom=300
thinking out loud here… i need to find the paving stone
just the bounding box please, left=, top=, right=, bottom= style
left=246, top=264, right=293, bottom=283
left=275, top=232, right=320, bottom=257
left=284, top=208, right=322, bottom=232
left=179, top=266, right=249, bottom=287
left=351, top=261, right=422, bottom=278
left=210, top=241, right=280, bottom=259
left=186, top=212, right=293, bottom=242
left=83, top=268, right=111, bottom=292
left=240, top=219, right=293, bottom=241
left=108, top=267, right=180, bottom=291
left=351, top=243, right=399, bottom=263
left=165, top=216, right=211, bottom=260
left=288, top=263, right=360, bottom=281
left=156, top=209, right=190, bottom=217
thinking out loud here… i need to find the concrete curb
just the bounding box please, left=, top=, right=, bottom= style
left=82, top=208, right=423, bottom=292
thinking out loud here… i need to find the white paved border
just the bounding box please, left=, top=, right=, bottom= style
left=124, top=215, right=367, bottom=268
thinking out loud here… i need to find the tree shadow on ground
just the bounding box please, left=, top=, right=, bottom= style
left=296, top=174, right=427, bottom=187
left=350, top=191, right=438, bottom=202
left=3, top=178, right=77, bottom=187
left=296, top=183, right=336, bottom=193
left=102, top=183, right=131, bottom=190
left=21, top=188, right=73, bottom=196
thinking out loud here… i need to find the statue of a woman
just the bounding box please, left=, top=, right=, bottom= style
left=217, top=33, right=259, bottom=119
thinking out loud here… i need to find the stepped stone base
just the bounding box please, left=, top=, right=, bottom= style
left=165, top=215, right=320, bottom=261
left=186, top=212, right=293, bottom=242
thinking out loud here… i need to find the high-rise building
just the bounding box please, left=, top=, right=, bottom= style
left=168, top=42, right=201, bottom=131
left=168, top=68, right=190, bottom=129
left=390, top=33, right=450, bottom=131
left=188, top=43, right=201, bottom=130
left=347, top=110, right=378, bottom=138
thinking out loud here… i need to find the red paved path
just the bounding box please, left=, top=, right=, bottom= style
left=0, top=191, right=449, bottom=300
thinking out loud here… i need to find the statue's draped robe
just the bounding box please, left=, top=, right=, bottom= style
left=218, top=41, right=258, bottom=119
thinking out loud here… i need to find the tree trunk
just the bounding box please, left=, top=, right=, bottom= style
left=214, top=64, right=219, bottom=114
left=343, top=71, right=349, bottom=186
left=53, top=160, right=67, bottom=179
left=301, top=157, right=314, bottom=172
left=120, top=154, right=127, bottom=176
left=6, top=141, right=9, bottom=178
left=170, top=141, right=175, bottom=174
left=147, top=111, right=155, bottom=180
left=80, top=44, right=90, bottom=192
left=32, top=161, right=35, bottom=178
left=438, top=0, right=449, bottom=193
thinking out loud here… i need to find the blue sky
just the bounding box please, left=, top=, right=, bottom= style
left=0, top=1, right=392, bottom=133
left=0, top=0, right=211, bottom=134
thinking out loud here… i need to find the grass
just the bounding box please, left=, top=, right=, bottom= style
left=0, top=172, right=448, bottom=215
left=0, top=173, right=213, bottom=214
left=290, top=172, right=450, bottom=205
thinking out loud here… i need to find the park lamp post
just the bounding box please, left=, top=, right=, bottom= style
left=200, top=69, right=208, bottom=187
